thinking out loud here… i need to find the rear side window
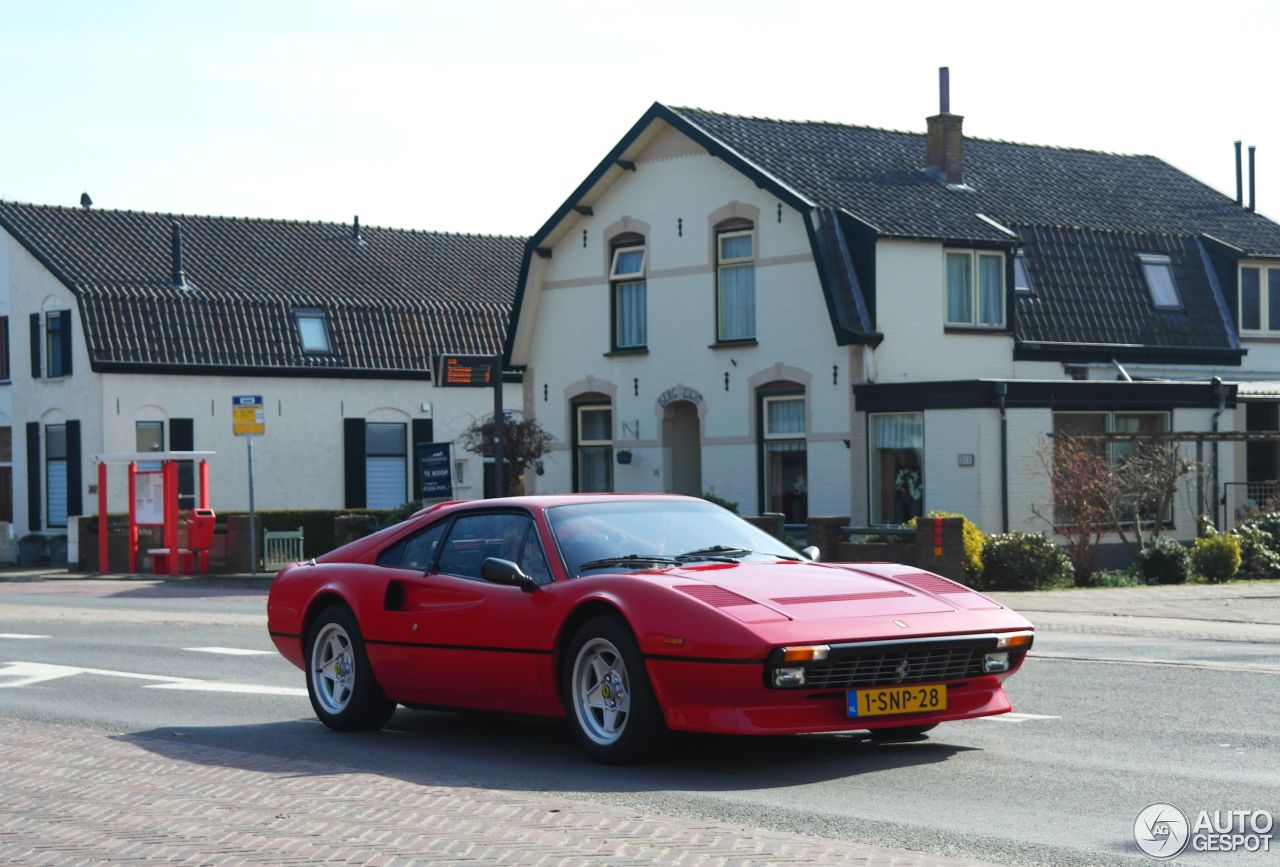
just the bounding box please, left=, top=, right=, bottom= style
left=438, top=513, right=532, bottom=581
left=376, top=520, right=446, bottom=570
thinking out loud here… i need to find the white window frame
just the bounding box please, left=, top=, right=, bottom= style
left=45, top=423, right=67, bottom=529
left=453, top=459, right=469, bottom=488
left=576, top=405, right=613, bottom=448
left=609, top=245, right=646, bottom=280
left=294, top=309, right=331, bottom=353
left=1238, top=262, right=1280, bottom=335
left=762, top=396, right=805, bottom=440
left=574, top=403, right=613, bottom=493
left=1052, top=410, right=1173, bottom=524
left=944, top=250, right=1006, bottom=328
left=1138, top=254, right=1182, bottom=310
left=716, top=228, right=756, bottom=342
left=868, top=411, right=926, bottom=525
left=136, top=420, right=164, bottom=472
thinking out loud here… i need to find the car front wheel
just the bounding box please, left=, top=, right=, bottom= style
left=563, top=615, right=670, bottom=763
left=306, top=604, right=396, bottom=732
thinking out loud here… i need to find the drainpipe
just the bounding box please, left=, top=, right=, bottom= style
left=995, top=381, right=1009, bottom=533
left=1211, top=376, right=1227, bottom=530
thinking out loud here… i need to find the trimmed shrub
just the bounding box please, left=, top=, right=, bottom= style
left=1136, top=537, right=1192, bottom=585
left=1230, top=513, right=1280, bottom=578
left=1190, top=533, right=1241, bottom=583
left=701, top=492, right=740, bottom=514
left=909, top=511, right=985, bottom=583
left=978, top=532, right=1073, bottom=591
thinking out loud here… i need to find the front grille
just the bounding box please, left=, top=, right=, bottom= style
left=801, top=644, right=987, bottom=689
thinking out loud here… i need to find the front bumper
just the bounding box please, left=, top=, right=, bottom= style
left=646, top=656, right=1021, bottom=735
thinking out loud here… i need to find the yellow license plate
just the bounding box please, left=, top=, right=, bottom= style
left=847, top=684, right=947, bottom=717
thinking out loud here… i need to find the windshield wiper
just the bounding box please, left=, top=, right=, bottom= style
left=578, top=554, right=681, bottom=571
left=674, top=545, right=751, bottom=563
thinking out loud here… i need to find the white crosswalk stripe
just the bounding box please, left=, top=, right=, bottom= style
left=979, top=711, right=1061, bottom=723
left=183, top=646, right=274, bottom=656
left=0, top=633, right=50, bottom=639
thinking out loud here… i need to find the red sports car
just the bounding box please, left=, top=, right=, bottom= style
left=267, top=494, right=1034, bottom=763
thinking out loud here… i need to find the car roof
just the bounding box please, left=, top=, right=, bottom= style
left=429, top=493, right=705, bottom=515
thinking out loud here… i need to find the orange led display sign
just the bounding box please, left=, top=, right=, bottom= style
left=438, top=354, right=496, bottom=387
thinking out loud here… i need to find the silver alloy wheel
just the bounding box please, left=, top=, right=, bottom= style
left=311, top=622, right=356, bottom=714
left=572, top=637, right=632, bottom=745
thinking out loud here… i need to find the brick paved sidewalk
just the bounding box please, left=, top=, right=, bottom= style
left=0, top=719, right=998, bottom=867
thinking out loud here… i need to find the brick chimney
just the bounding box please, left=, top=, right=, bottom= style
left=926, top=67, right=964, bottom=184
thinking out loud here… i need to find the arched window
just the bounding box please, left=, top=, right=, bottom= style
left=716, top=219, right=755, bottom=342
left=609, top=232, right=647, bottom=350
left=572, top=394, right=613, bottom=492
left=756, top=382, right=806, bottom=522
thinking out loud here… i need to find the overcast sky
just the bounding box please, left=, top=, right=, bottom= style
left=2, top=0, right=1277, bottom=237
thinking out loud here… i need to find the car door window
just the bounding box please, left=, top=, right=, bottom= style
left=376, top=520, right=446, bottom=570
left=438, top=513, right=531, bottom=580
left=521, top=530, right=553, bottom=585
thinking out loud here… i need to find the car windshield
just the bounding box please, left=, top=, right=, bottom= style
left=547, top=500, right=801, bottom=577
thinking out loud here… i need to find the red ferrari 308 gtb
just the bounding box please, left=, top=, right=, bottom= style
left=267, top=494, right=1034, bottom=763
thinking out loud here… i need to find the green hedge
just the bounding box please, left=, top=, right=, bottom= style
left=1136, top=537, right=1192, bottom=585
left=978, top=532, right=1073, bottom=591
left=218, top=509, right=395, bottom=558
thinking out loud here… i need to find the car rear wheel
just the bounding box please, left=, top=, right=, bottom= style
left=563, top=615, right=670, bottom=764
left=869, top=723, right=937, bottom=742
left=306, top=604, right=396, bottom=732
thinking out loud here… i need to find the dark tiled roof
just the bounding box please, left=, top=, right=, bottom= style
left=0, top=202, right=524, bottom=374
left=669, top=107, right=1280, bottom=256
left=1014, top=226, right=1235, bottom=350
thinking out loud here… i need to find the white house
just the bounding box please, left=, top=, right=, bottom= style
left=0, top=202, right=525, bottom=546
left=506, top=80, right=1280, bottom=551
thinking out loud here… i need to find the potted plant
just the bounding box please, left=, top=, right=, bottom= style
left=17, top=534, right=47, bottom=567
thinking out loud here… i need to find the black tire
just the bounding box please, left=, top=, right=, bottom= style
left=305, top=604, right=396, bottom=732
left=869, top=723, right=938, bottom=742
left=562, top=614, right=671, bottom=764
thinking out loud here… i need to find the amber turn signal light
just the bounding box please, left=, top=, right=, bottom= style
left=995, top=632, right=1033, bottom=650
left=780, top=644, right=830, bottom=663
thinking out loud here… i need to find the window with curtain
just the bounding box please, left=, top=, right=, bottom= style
left=717, top=227, right=755, bottom=341
left=365, top=422, right=407, bottom=509
left=1239, top=263, right=1280, bottom=334
left=610, top=240, right=647, bottom=350
left=761, top=394, right=807, bottom=523
left=46, top=423, right=67, bottom=528
left=575, top=404, right=613, bottom=493
left=945, top=251, right=1005, bottom=327
left=869, top=412, right=924, bottom=524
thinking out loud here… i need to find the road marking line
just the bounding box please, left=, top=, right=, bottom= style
left=978, top=712, right=1061, bottom=723
left=1030, top=651, right=1280, bottom=674
left=0, top=633, right=49, bottom=639
left=183, top=646, right=274, bottom=656
left=0, top=660, right=306, bottom=697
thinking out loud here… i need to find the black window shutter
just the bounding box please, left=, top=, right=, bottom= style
left=58, top=310, right=72, bottom=376
left=25, top=422, right=40, bottom=531
left=343, top=418, right=366, bottom=508
left=66, top=420, right=82, bottom=518
left=29, top=313, right=41, bottom=379
left=411, top=419, right=434, bottom=499
left=170, top=418, right=195, bottom=506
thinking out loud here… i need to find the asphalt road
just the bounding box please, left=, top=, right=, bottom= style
left=2, top=578, right=1277, bottom=867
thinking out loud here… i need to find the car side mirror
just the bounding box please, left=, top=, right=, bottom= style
left=480, top=557, right=539, bottom=592
left=802, top=546, right=820, bottom=562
